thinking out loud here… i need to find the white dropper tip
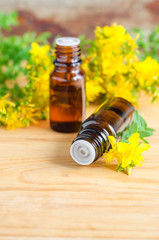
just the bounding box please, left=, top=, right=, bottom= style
left=56, top=37, right=80, bottom=47
left=70, top=140, right=96, bottom=165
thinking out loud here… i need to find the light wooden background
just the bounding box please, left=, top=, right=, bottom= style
left=0, top=98, right=159, bottom=240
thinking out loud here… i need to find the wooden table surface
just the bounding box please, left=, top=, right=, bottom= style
left=0, top=99, right=159, bottom=240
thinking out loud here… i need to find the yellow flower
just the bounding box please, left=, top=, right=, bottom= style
left=26, top=64, right=31, bottom=70
left=102, top=54, right=127, bottom=77
left=25, top=41, right=53, bottom=125
left=20, top=105, right=38, bottom=124
left=83, top=23, right=139, bottom=103
left=103, top=23, right=125, bottom=38
left=86, top=79, right=105, bottom=102
left=2, top=107, right=25, bottom=130
left=0, top=94, right=15, bottom=114
left=30, top=42, right=50, bottom=65
left=30, top=42, right=50, bottom=56
left=104, top=133, right=150, bottom=174
left=106, top=74, right=135, bottom=103
left=134, top=56, right=159, bottom=87
left=1, top=104, right=39, bottom=129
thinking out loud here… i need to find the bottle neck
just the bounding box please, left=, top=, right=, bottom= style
left=54, top=44, right=81, bottom=67
left=71, top=123, right=116, bottom=165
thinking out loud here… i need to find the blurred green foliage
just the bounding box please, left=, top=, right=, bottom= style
left=0, top=11, right=18, bottom=30
left=0, top=11, right=51, bottom=102
left=131, top=26, right=159, bottom=61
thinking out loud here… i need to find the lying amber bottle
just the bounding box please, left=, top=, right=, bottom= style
left=70, top=97, right=134, bottom=165
left=50, top=37, right=85, bottom=133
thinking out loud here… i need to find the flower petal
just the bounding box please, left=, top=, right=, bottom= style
left=117, top=142, right=129, bottom=153
left=128, top=133, right=139, bottom=147
left=138, top=143, right=150, bottom=154
left=121, top=154, right=132, bottom=168
left=108, top=136, right=116, bottom=148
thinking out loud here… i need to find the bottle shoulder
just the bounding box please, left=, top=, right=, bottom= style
left=80, top=119, right=116, bottom=137
left=50, top=68, right=85, bottom=83
left=51, top=66, right=84, bottom=74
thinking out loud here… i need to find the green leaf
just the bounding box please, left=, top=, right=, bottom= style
left=117, top=164, right=125, bottom=172
left=0, top=11, right=18, bottom=30
left=138, top=130, right=154, bottom=138
left=35, top=32, right=51, bottom=43
left=128, top=122, right=138, bottom=135
left=140, top=137, right=149, bottom=144
left=145, top=127, right=155, bottom=132
left=132, top=24, right=159, bottom=61
left=118, top=109, right=155, bottom=144
left=139, top=115, right=147, bottom=128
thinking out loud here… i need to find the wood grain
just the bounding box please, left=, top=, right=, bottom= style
left=0, top=99, right=159, bottom=239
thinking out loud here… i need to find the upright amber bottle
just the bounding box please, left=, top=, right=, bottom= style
left=70, top=97, right=134, bottom=165
left=50, top=37, right=85, bottom=133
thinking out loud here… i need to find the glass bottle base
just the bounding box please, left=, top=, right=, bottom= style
left=50, top=121, right=81, bottom=133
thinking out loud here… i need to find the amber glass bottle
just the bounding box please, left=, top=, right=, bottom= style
left=70, top=97, right=134, bottom=165
left=50, top=37, right=85, bottom=133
